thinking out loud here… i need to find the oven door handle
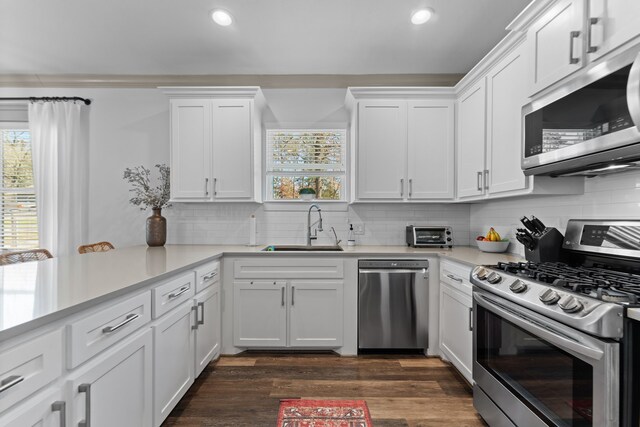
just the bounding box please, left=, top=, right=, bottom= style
left=473, top=292, right=604, bottom=362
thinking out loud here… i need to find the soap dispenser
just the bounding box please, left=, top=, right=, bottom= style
left=348, top=224, right=356, bottom=246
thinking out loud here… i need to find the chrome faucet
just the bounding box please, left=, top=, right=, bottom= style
left=306, top=204, right=323, bottom=246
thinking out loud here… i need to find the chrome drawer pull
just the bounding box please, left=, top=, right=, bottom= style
left=569, top=31, right=581, bottom=64
left=202, top=271, right=217, bottom=281
left=78, top=383, right=91, bottom=427
left=51, top=401, right=66, bottom=426
left=169, top=286, right=190, bottom=299
left=468, top=307, right=473, bottom=331
left=102, top=313, right=139, bottom=334
left=446, top=274, right=463, bottom=283
left=198, top=301, right=205, bottom=326
left=587, top=17, right=599, bottom=53
left=281, top=286, right=285, bottom=307
left=291, top=286, right=295, bottom=306
left=191, top=305, right=199, bottom=330
left=0, top=375, right=24, bottom=393
left=205, top=178, right=209, bottom=196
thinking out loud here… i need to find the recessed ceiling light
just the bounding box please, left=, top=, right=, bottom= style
left=411, top=8, right=434, bottom=25
left=211, top=9, right=233, bottom=26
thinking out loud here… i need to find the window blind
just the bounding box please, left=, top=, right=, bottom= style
left=266, top=129, right=346, bottom=173
left=0, top=129, right=38, bottom=250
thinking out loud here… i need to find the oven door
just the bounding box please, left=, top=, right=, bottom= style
left=473, top=290, right=619, bottom=427
left=414, top=228, right=447, bottom=246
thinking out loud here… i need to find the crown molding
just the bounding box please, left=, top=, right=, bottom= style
left=0, top=73, right=464, bottom=89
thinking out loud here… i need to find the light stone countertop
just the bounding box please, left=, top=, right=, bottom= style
left=0, top=244, right=524, bottom=341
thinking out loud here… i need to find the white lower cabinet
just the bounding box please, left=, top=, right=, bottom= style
left=233, top=279, right=344, bottom=349
left=67, top=328, right=153, bottom=427
left=153, top=300, right=195, bottom=426
left=0, top=388, right=66, bottom=427
left=439, top=261, right=474, bottom=385
left=289, top=281, right=343, bottom=348
left=194, top=282, right=222, bottom=376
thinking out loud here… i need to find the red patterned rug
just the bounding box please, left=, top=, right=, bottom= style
left=277, top=399, right=374, bottom=427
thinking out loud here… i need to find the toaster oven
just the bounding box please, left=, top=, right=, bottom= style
left=406, top=226, right=453, bottom=248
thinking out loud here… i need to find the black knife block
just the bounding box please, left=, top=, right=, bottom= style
left=523, top=227, right=565, bottom=263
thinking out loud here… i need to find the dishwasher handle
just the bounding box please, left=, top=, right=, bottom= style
left=359, top=268, right=429, bottom=274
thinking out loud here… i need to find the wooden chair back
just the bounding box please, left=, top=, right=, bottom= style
left=0, top=249, right=53, bottom=266
left=78, top=241, right=115, bottom=254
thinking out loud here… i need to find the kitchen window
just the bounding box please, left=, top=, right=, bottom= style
left=265, top=129, right=346, bottom=201
left=0, top=124, right=38, bottom=250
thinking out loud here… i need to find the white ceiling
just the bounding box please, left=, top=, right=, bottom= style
left=0, top=0, right=532, bottom=76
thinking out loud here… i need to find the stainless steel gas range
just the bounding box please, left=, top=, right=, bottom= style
left=470, top=219, right=640, bottom=427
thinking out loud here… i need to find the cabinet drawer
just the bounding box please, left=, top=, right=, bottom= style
left=67, top=291, right=151, bottom=369
left=195, top=261, right=220, bottom=293
left=440, top=260, right=472, bottom=295
left=0, top=329, right=62, bottom=415
left=152, top=271, right=195, bottom=318
left=234, top=258, right=344, bottom=279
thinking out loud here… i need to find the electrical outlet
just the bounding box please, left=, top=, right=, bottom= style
left=353, top=223, right=365, bottom=235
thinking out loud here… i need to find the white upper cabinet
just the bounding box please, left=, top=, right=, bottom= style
left=163, top=87, right=263, bottom=203
left=357, top=100, right=407, bottom=200
left=528, top=0, right=586, bottom=95
left=486, top=43, right=529, bottom=195
left=170, top=99, right=212, bottom=201
left=348, top=89, right=456, bottom=202
left=587, top=0, right=640, bottom=61
left=456, top=81, right=487, bottom=199
left=407, top=100, right=455, bottom=199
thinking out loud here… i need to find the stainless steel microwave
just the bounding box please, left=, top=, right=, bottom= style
left=522, top=46, right=640, bottom=177
left=406, top=226, right=453, bottom=248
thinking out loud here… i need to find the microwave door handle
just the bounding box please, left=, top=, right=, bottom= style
left=473, top=292, right=605, bottom=362
left=627, top=51, right=640, bottom=129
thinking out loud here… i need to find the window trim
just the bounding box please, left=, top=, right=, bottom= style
left=263, top=127, right=348, bottom=203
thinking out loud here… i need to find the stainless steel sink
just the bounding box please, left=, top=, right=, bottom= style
left=262, top=245, right=344, bottom=252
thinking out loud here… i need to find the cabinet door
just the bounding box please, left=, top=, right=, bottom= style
left=211, top=99, right=253, bottom=200
left=588, top=0, right=640, bottom=61
left=67, top=329, right=153, bottom=427
left=170, top=99, right=212, bottom=201
left=0, top=388, right=65, bottom=427
left=439, top=283, right=473, bottom=384
left=407, top=100, right=455, bottom=200
left=289, top=281, right=343, bottom=348
left=194, top=283, right=221, bottom=377
left=486, top=43, right=529, bottom=195
left=153, top=301, right=195, bottom=426
left=233, top=281, right=287, bottom=347
left=357, top=101, right=407, bottom=200
left=456, top=81, right=487, bottom=199
left=528, top=0, right=585, bottom=94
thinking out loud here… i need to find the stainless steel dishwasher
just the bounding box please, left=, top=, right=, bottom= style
left=358, top=259, right=429, bottom=352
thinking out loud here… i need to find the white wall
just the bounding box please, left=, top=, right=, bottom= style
left=0, top=87, right=471, bottom=248
left=470, top=170, right=640, bottom=256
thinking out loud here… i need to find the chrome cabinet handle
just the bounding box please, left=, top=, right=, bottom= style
left=400, top=178, right=404, bottom=197
left=291, top=286, right=295, bottom=306
left=446, top=274, right=463, bottom=283
left=213, top=177, right=217, bottom=195
left=78, top=383, right=91, bottom=427
left=281, top=286, right=285, bottom=307
left=202, top=271, right=217, bottom=282
left=205, top=178, right=209, bottom=196
left=52, top=401, right=66, bottom=427
left=102, top=313, right=139, bottom=334
left=169, top=285, right=190, bottom=299
left=477, top=171, right=482, bottom=191
left=484, top=169, right=489, bottom=190
left=587, top=17, right=599, bottom=53
left=198, top=301, right=205, bottom=326
left=408, top=178, right=413, bottom=198
left=191, top=305, right=199, bottom=330
left=0, top=375, right=24, bottom=393
left=468, top=307, right=473, bottom=331
left=569, top=31, right=581, bottom=64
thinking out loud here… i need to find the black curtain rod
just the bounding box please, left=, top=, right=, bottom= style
left=0, top=97, right=91, bottom=105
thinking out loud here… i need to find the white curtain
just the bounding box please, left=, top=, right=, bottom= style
left=29, top=101, right=89, bottom=257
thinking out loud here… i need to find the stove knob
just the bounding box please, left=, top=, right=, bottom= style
left=486, top=272, right=502, bottom=284
left=509, top=279, right=527, bottom=293
left=472, top=266, right=488, bottom=280
left=539, top=288, right=561, bottom=305
left=558, top=295, right=584, bottom=313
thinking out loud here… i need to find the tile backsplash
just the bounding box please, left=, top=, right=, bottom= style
left=470, top=170, right=640, bottom=256
left=165, top=203, right=471, bottom=247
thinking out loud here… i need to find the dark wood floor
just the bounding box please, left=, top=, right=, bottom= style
left=162, top=353, right=486, bottom=427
